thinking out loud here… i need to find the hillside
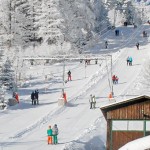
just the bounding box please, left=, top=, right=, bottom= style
left=0, top=22, right=150, bottom=149
left=0, top=1, right=150, bottom=150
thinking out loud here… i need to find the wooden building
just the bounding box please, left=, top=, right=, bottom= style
left=100, top=95, right=150, bottom=150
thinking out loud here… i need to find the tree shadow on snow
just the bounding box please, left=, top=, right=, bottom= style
left=131, top=63, right=141, bottom=66
left=119, top=94, right=139, bottom=97
left=84, top=136, right=105, bottom=150
left=40, top=87, right=63, bottom=94
left=66, top=136, right=105, bottom=150
left=38, top=101, right=57, bottom=106
left=117, top=82, right=127, bottom=85
left=96, top=96, right=109, bottom=99
left=65, top=102, right=79, bottom=107
left=69, top=77, right=86, bottom=82
left=8, top=101, right=57, bottom=110
left=0, top=139, right=47, bottom=146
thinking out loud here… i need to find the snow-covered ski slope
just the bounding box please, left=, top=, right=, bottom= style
left=0, top=23, right=150, bottom=150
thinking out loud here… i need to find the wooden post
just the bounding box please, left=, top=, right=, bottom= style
left=110, top=120, right=113, bottom=150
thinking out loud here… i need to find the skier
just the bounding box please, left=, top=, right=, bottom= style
left=15, top=92, right=19, bottom=103
left=115, top=76, right=119, bottom=84
left=115, top=30, right=117, bottom=36
left=112, top=75, right=116, bottom=84
left=92, top=95, right=96, bottom=109
left=47, top=125, right=53, bottom=144
left=115, top=29, right=119, bottom=36
left=95, top=58, right=98, bottom=64
left=31, top=91, right=35, bottom=105
left=35, top=90, right=39, bottom=104
left=105, top=41, right=108, bottom=49
left=126, top=56, right=130, bottom=66
left=85, top=59, right=88, bottom=65
left=143, top=31, right=147, bottom=37
left=129, top=57, right=133, bottom=66
left=52, top=124, right=59, bottom=144
left=136, top=42, right=139, bottom=50
left=87, top=59, right=91, bottom=65
left=67, top=70, right=72, bottom=81
left=80, top=59, right=83, bottom=63
left=13, top=92, right=16, bottom=98
left=89, top=94, right=93, bottom=109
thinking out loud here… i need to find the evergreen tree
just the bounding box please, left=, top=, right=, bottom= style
left=39, top=0, right=63, bottom=45
left=13, top=0, right=35, bottom=48
left=0, top=58, right=15, bottom=88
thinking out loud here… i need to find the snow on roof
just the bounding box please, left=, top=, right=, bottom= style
left=100, top=95, right=150, bottom=110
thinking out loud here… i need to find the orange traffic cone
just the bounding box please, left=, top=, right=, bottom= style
left=63, top=92, right=67, bottom=103
left=108, top=93, right=113, bottom=99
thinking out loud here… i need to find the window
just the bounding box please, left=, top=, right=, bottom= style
left=112, top=120, right=143, bottom=131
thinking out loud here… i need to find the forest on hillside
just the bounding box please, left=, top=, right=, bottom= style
left=0, top=0, right=145, bottom=57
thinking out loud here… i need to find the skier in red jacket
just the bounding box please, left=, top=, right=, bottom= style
left=112, top=75, right=116, bottom=84
left=15, top=93, right=19, bottom=103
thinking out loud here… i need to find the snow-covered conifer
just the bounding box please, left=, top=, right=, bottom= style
left=0, top=58, right=15, bottom=88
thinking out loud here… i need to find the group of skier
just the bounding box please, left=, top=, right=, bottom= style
left=47, top=124, right=59, bottom=145
left=85, top=59, right=91, bottom=65
left=31, top=90, right=39, bottom=105
left=112, top=75, right=119, bottom=84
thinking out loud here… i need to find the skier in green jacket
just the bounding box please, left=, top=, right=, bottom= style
left=52, top=124, right=59, bottom=144
left=47, top=125, right=53, bottom=144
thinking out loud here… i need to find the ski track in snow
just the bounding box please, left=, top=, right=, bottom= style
left=5, top=51, right=122, bottom=145
left=7, top=24, right=140, bottom=139
left=1, top=24, right=150, bottom=150
left=9, top=55, right=116, bottom=139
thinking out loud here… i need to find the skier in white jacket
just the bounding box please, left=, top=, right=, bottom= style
left=92, top=95, right=96, bottom=109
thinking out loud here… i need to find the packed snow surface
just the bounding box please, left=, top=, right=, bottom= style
left=0, top=23, right=150, bottom=150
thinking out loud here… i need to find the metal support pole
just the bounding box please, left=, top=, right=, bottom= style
left=62, top=58, right=65, bottom=93
left=85, top=63, right=86, bottom=78
left=144, top=118, right=146, bottom=136
left=142, top=8, right=144, bottom=23
left=110, top=55, right=114, bottom=96
left=113, top=8, right=116, bottom=27
left=110, top=120, right=113, bottom=150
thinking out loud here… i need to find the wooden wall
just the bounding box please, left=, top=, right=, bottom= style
left=107, top=101, right=150, bottom=120
left=105, top=99, right=150, bottom=150
left=112, top=131, right=143, bottom=150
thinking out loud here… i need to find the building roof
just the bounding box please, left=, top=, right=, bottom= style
left=100, top=95, right=150, bottom=115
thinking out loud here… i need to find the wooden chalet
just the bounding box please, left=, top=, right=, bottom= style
left=100, top=95, right=150, bottom=150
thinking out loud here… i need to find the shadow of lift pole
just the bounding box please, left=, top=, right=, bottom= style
left=62, top=56, right=67, bottom=103
left=107, top=54, right=114, bottom=98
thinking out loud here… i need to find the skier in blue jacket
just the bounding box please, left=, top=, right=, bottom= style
left=129, top=57, right=133, bottom=66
